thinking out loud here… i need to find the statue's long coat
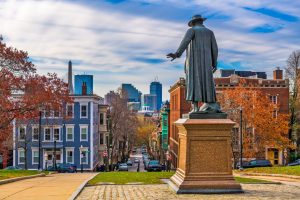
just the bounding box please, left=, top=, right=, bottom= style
left=176, top=25, right=218, bottom=103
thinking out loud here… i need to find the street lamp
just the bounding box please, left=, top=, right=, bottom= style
left=239, top=108, right=243, bottom=170
left=80, top=145, right=84, bottom=173
left=54, top=140, right=57, bottom=171
left=38, top=111, right=42, bottom=170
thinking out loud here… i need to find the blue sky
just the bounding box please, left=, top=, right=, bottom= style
left=1, top=0, right=300, bottom=100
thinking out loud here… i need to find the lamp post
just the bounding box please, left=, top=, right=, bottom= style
left=38, top=111, right=42, bottom=170
left=80, top=145, right=83, bottom=173
left=239, top=108, right=243, bottom=170
left=54, top=140, right=57, bottom=171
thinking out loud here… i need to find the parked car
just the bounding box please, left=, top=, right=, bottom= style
left=4, top=166, right=22, bottom=170
left=127, top=160, right=133, bottom=166
left=288, top=159, right=300, bottom=166
left=242, top=159, right=272, bottom=168
left=147, top=160, right=162, bottom=172
left=134, top=158, right=140, bottom=163
left=57, top=164, right=77, bottom=173
left=119, top=163, right=128, bottom=171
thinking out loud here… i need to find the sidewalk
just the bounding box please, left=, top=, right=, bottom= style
left=0, top=173, right=97, bottom=200
left=234, top=173, right=300, bottom=187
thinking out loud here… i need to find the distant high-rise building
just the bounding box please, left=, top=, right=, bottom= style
left=74, top=75, right=93, bottom=95
left=214, top=69, right=267, bottom=79
left=68, top=61, right=74, bottom=94
left=141, top=94, right=157, bottom=111
left=104, top=91, right=118, bottom=106
left=120, top=83, right=142, bottom=103
left=150, top=81, right=162, bottom=110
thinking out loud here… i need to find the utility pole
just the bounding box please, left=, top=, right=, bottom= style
left=240, top=108, right=243, bottom=170
left=38, top=111, right=42, bottom=170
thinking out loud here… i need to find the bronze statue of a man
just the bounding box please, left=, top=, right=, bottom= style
left=167, top=15, right=219, bottom=113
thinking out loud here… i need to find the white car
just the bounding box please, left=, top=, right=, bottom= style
left=119, top=163, right=128, bottom=171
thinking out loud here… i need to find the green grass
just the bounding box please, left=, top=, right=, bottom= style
left=88, top=171, right=273, bottom=185
left=241, top=165, right=300, bottom=176
left=234, top=176, right=271, bottom=184
left=0, top=170, right=42, bottom=181
left=88, top=172, right=175, bottom=185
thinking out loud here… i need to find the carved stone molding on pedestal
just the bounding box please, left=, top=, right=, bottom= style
left=168, top=118, right=243, bottom=194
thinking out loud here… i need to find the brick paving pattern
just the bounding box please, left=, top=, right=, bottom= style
left=77, top=184, right=300, bottom=200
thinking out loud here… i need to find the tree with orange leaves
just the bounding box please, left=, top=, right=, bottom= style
left=218, top=79, right=291, bottom=161
left=0, top=38, right=72, bottom=158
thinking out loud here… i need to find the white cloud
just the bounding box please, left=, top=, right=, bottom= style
left=1, top=0, right=300, bottom=100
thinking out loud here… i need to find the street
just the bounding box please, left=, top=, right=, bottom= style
left=127, top=148, right=146, bottom=172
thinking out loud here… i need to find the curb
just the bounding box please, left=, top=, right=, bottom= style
left=235, top=172, right=300, bottom=180
left=68, top=173, right=99, bottom=200
left=0, top=173, right=46, bottom=185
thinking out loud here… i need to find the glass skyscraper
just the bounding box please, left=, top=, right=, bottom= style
left=150, top=81, right=162, bottom=111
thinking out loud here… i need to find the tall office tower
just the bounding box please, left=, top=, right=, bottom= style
left=150, top=80, right=162, bottom=110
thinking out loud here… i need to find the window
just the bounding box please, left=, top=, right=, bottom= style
left=54, top=110, right=60, bottom=118
left=44, top=128, right=51, bottom=141
left=19, top=127, right=26, bottom=141
left=269, top=95, right=277, bottom=104
left=66, top=148, right=74, bottom=164
left=32, top=149, right=39, bottom=164
left=80, top=148, right=88, bottom=164
left=67, top=104, right=74, bottom=118
left=53, top=128, right=60, bottom=141
left=80, top=104, right=88, bottom=118
left=272, top=110, right=278, bottom=118
left=80, top=126, right=88, bottom=141
left=100, top=133, right=104, bottom=144
left=100, top=113, right=104, bottom=125
left=44, top=108, right=51, bottom=118
left=32, top=127, right=39, bottom=141
left=18, top=149, right=25, bottom=164
left=66, top=126, right=74, bottom=141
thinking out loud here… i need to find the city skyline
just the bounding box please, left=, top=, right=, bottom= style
left=1, top=0, right=300, bottom=100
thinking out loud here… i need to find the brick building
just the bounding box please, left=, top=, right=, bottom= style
left=168, top=78, right=191, bottom=168
left=169, top=68, right=289, bottom=168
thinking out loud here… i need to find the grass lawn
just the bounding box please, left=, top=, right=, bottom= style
left=88, top=172, right=272, bottom=185
left=0, top=170, right=43, bottom=181
left=234, top=176, right=271, bottom=184
left=88, top=172, right=174, bottom=185
left=241, top=165, right=300, bottom=176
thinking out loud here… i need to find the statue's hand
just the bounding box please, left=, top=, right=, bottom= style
left=167, top=53, right=177, bottom=61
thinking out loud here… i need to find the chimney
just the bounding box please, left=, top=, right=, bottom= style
left=68, top=61, right=74, bottom=94
left=273, top=67, right=283, bottom=80
left=82, top=82, right=87, bottom=95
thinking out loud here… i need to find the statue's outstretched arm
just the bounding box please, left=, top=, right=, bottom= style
left=176, top=28, right=195, bottom=58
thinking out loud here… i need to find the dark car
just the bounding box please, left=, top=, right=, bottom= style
left=57, top=163, right=77, bottom=173
left=147, top=160, right=162, bottom=172
left=288, top=159, right=300, bottom=166
left=242, top=159, right=272, bottom=168
left=127, top=160, right=133, bottom=166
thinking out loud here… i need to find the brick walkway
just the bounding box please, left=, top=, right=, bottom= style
left=77, top=184, right=300, bottom=200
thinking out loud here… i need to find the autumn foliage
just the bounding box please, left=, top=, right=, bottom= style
left=0, top=39, right=72, bottom=154
left=218, top=79, right=291, bottom=158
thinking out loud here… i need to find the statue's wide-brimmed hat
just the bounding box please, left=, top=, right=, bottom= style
left=188, top=14, right=207, bottom=27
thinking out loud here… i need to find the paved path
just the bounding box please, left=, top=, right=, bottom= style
left=76, top=183, right=300, bottom=200
left=0, top=173, right=97, bottom=200
left=235, top=173, right=300, bottom=187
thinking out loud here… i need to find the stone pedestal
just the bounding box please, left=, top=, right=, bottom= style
left=168, top=118, right=243, bottom=194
